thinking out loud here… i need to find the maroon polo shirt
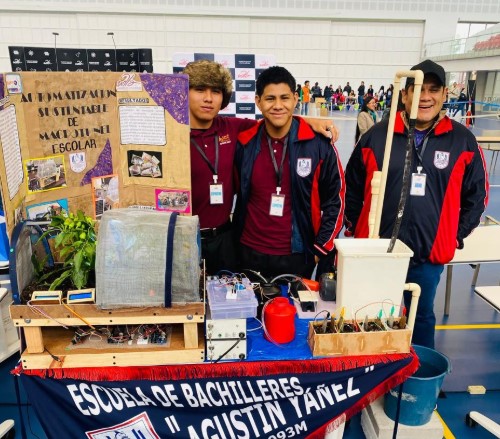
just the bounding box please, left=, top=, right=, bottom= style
left=191, top=116, right=255, bottom=228
left=240, top=135, right=293, bottom=255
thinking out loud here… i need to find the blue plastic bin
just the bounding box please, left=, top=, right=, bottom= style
left=384, top=345, right=451, bottom=425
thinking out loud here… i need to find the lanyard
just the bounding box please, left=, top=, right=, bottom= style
left=414, top=136, right=430, bottom=168
left=191, top=135, right=219, bottom=182
left=267, top=135, right=289, bottom=192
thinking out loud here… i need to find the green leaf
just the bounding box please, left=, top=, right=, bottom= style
left=59, top=247, right=74, bottom=258
left=77, top=210, right=85, bottom=222
left=84, top=244, right=96, bottom=258
left=50, top=216, right=64, bottom=227
left=74, top=249, right=83, bottom=272
left=62, top=233, right=75, bottom=245
left=49, top=269, right=72, bottom=290
left=38, top=265, right=66, bottom=283
left=72, top=270, right=86, bottom=289
left=54, top=233, right=65, bottom=248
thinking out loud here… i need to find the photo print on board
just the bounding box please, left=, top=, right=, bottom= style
left=26, top=199, right=69, bottom=221
left=91, top=174, right=119, bottom=219
left=127, top=150, right=162, bottom=178
left=25, top=155, right=67, bottom=193
left=155, top=189, right=190, bottom=214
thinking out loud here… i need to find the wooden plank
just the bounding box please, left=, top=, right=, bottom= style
left=24, top=326, right=44, bottom=354
left=183, top=322, right=198, bottom=349
left=11, top=303, right=205, bottom=327
left=20, top=326, right=205, bottom=369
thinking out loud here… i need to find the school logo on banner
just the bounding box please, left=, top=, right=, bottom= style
left=70, top=152, right=86, bottom=173
left=434, top=151, right=450, bottom=169
left=86, top=412, right=161, bottom=439
left=297, top=158, right=312, bottom=177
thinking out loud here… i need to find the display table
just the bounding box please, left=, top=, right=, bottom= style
left=15, top=319, right=418, bottom=439
left=444, top=216, right=500, bottom=315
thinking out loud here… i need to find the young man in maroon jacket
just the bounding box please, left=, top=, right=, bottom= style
left=184, top=60, right=338, bottom=275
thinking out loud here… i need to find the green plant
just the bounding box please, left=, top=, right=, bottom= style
left=38, top=210, right=97, bottom=290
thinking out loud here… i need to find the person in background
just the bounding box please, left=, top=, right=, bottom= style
left=452, top=87, right=467, bottom=121
left=347, top=90, right=356, bottom=109
left=343, top=82, right=352, bottom=95
left=357, top=81, right=365, bottom=107
left=448, top=81, right=460, bottom=114
left=385, top=83, right=394, bottom=108
left=184, top=61, right=339, bottom=274
left=301, top=80, right=311, bottom=115
left=344, top=59, right=488, bottom=349
left=367, top=84, right=374, bottom=97
left=355, top=95, right=378, bottom=142
left=377, top=85, right=385, bottom=110
left=295, top=83, right=302, bottom=112
left=234, top=66, right=345, bottom=280
left=311, top=82, right=322, bottom=102
left=324, top=84, right=333, bottom=109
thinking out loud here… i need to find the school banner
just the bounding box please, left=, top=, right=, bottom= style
left=19, top=353, right=417, bottom=439
left=0, top=71, right=190, bottom=236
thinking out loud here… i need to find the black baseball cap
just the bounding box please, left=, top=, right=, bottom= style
left=406, top=59, right=446, bottom=88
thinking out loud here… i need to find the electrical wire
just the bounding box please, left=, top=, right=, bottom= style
left=212, top=336, right=244, bottom=363
left=61, top=299, right=99, bottom=330
left=241, top=268, right=269, bottom=283
left=27, top=301, right=69, bottom=329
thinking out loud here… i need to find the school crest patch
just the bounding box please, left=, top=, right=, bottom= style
left=69, top=152, right=86, bottom=173
left=297, top=158, right=312, bottom=177
left=86, top=412, right=160, bottom=439
left=433, top=151, right=450, bottom=169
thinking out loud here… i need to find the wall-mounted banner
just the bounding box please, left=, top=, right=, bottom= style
left=172, top=53, right=276, bottom=119
left=9, top=47, right=153, bottom=73
left=19, top=353, right=417, bottom=439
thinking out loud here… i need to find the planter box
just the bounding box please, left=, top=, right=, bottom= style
left=307, top=319, right=411, bottom=357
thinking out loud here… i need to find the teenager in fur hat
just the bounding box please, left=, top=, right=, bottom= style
left=184, top=60, right=338, bottom=274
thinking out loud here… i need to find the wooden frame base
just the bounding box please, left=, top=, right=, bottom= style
left=10, top=303, right=206, bottom=369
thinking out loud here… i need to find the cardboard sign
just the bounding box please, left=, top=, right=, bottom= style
left=0, top=71, right=191, bottom=236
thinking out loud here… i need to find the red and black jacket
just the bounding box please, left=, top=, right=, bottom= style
left=345, top=111, right=489, bottom=266
left=234, top=117, right=345, bottom=259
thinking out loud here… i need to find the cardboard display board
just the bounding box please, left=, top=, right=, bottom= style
left=173, top=52, right=275, bottom=119
left=0, top=71, right=190, bottom=236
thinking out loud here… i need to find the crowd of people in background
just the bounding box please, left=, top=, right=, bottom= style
left=296, top=81, right=396, bottom=112
left=296, top=79, right=470, bottom=129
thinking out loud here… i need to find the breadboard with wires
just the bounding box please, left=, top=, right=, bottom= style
left=206, top=276, right=258, bottom=319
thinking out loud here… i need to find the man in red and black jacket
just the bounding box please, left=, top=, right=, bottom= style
left=233, top=66, right=345, bottom=280
left=345, top=59, right=489, bottom=348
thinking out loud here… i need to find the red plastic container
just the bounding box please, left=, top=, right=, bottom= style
left=264, top=297, right=296, bottom=343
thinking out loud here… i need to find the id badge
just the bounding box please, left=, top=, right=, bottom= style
left=270, top=194, right=285, bottom=216
left=410, top=173, right=426, bottom=196
left=209, top=183, right=223, bottom=204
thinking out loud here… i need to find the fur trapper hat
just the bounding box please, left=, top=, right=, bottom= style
left=183, top=60, right=233, bottom=109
